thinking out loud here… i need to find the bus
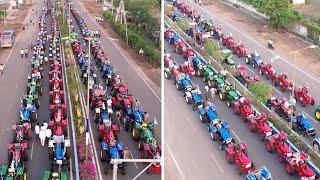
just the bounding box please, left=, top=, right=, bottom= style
left=0, top=30, right=14, bottom=48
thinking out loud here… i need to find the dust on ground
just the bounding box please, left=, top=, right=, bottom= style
left=79, top=0, right=161, bottom=87
left=202, top=0, right=320, bottom=77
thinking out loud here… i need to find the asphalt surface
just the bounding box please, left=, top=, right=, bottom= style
left=164, top=39, right=298, bottom=179
left=170, top=0, right=320, bottom=143
left=0, top=1, right=76, bottom=179
left=69, top=1, right=161, bottom=179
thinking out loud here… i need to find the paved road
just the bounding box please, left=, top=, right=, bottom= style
left=165, top=40, right=298, bottom=179
left=69, top=1, right=161, bottom=179
left=0, top=1, right=77, bottom=179
left=177, top=0, right=320, bottom=128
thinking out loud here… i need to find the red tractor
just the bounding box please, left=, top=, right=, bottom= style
left=233, top=43, right=248, bottom=58
left=164, top=54, right=173, bottom=68
left=265, top=132, right=293, bottom=163
left=50, top=61, right=62, bottom=71
left=185, top=7, right=197, bottom=18
left=247, top=113, right=272, bottom=141
left=49, top=69, right=62, bottom=80
left=272, top=72, right=293, bottom=91
left=285, top=152, right=316, bottom=179
left=113, top=83, right=128, bottom=97
left=49, top=77, right=63, bottom=91
left=294, top=85, right=315, bottom=107
left=165, top=29, right=174, bottom=41
left=12, top=122, right=31, bottom=141
left=266, top=97, right=292, bottom=121
left=90, top=87, right=106, bottom=109
left=164, top=65, right=181, bottom=80
left=50, top=104, right=67, bottom=119
left=8, top=142, right=29, bottom=162
left=173, top=40, right=186, bottom=54
left=182, top=48, right=196, bottom=60
left=49, top=90, right=65, bottom=105
left=180, top=61, right=195, bottom=77
left=49, top=108, right=68, bottom=136
left=234, top=65, right=259, bottom=86
left=259, top=62, right=276, bottom=80
left=225, top=142, right=255, bottom=175
left=140, top=140, right=161, bottom=174
left=72, top=42, right=82, bottom=55
left=232, top=97, right=255, bottom=122
left=97, top=122, right=119, bottom=143
left=222, top=35, right=236, bottom=49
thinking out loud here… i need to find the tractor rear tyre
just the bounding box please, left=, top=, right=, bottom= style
left=248, top=122, right=256, bottom=132
left=285, top=162, right=295, bottom=175
left=278, top=154, right=285, bottom=163
left=101, top=150, right=107, bottom=162
left=49, top=147, right=54, bottom=160
left=31, top=112, right=37, bottom=124
left=132, top=128, right=139, bottom=141
left=225, top=153, right=234, bottom=164
left=265, top=141, right=274, bottom=153
left=66, top=147, right=71, bottom=159
left=104, top=165, right=109, bottom=175
left=22, top=150, right=29, bottom=161
left=237, top=167, right=243, bottom=175
left=219, top=92, right=225, bottom=101
left=200, top=114, right=207, bottom=123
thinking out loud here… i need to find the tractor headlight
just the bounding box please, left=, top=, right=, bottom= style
left=244, top=163, right=251, bottom=168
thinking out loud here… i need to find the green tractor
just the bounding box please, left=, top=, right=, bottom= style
left=203, top=20, right=213, bottom=31
left=197, top=64, right=214, bottom=78
left=207, top=73, right=225, bottom=89
left=0, top=164, right=27, bottom=180
left=137, top=123, right=155, bottom=150
left=22, top=94, right=40, bottom=109
left=316, top=105, right=320, bottom=121
left=42, top=169, right=68, bottom=180
left=221, top=49, right=235, bottom=68
left=218, top=83, right=239, bottom=107
left=27, top=81, right=42, bottom=97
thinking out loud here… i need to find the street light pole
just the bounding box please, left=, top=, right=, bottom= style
left=84, top=36, right=94, bottom=160
left=289, top=45, right=317, bottom=128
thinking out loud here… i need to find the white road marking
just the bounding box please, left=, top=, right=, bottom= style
left=129, top=150, right=139, bottom=169
left=166, top=143, right=186, bottom=180
left=109, top=37, right=119, bottom=41
left=302, top=110, right=317, bottom=123
left=272, top=86, right=282, bottom=96
left=30, top=142, right=34, bottom=160
left=0, top=128, right=4, bottom=138
left=184, top=0, right=320, bottom=85
left=75, top=1, right=161, bottom=102
left=210, top=152, right=224, bottom=173
left=232, top=130, right=241, bottom=141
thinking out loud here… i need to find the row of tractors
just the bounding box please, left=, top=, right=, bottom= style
left=164, top=21, right=318, bottom=179
left=169, top=0, right=319, bottom=139
left=41, top=3, right=71, bottom=180
left=69, top=6, right=161, bottom=175
left=170, top=1, right=317, bottom=108
left=0, top=5, right=49, bottom=180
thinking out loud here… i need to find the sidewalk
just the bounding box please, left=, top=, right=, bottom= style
left=202, top=0, right=320, bottom=77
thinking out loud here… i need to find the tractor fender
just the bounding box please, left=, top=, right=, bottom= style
left=185, top=91, right=192, bottom=97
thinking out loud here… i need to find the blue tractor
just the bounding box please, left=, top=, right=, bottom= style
left=185, top=88, right=203, bottom=107
left=208, top=120, right=234, bottom=150
left=172, top=11, right=181, bottom=21
left=192, top=56, right=205, bottom=74
left=20, top=104, right=37, bottom=129
left=170, top=34, right=181, bottom=45
left=245, top=52, right=263, bottom=69
left=246, top=166, right=272, bottom=180
left=174, top=73, right=193, bottom=92
left=198, top=103, right=218, bottom=123
left=48, top=135, right=71, bottom=170
left=101, top=64, right=115, bottom=86
left=293, top=112, right=316, bottom=136
left=101, top=140, right=125, bottom=175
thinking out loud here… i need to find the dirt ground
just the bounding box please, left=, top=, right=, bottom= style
left=0, top=5, right=33, bottom=64
left=202, top=0, right=320, bottom=77
left=79, top=0, right=161, bottom=87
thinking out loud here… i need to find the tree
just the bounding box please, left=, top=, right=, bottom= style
left=203, top=39, right=223, bottom=61
left=248, top=81, right=272, bottom=103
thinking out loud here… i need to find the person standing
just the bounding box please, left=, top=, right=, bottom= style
left=24, top=48, right=28, bottom=58
left=20, top=49, right=24, bottom=58
left=210, top=86, right=217, bottom=101
left=45, top=128, right=52, bottom=145
left=35, top=123, right=40, bottom=141
left=39, top=128, right=46, bottom=147
left=43, top=121, right=48, bottom=129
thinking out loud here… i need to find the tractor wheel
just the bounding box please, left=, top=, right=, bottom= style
left=278, top=154, right=285, bottom=163
left=285, top=162, right=295, bottom=175
left=63, top=126, right=68, bottom=136
left=259, top=133, right=266, bottom=141
left=197, top=70, right=201, bottom=77
left=101, top=150, right=107, bottom=162
left=176, top=83, right=181, bottom=91
left=49, top=147, right=54, bottom=160
left=316, top=110, right=320, bottom=121
left=211, top=132, right=218, bottom=141
left=164, top=71, right=169, bottom=79
left=245, top=58, right=249, bottom=64
left=200, top=114, right=207, bottom=123
left=226, top=101, right=231, bottom=107
left=248, top=122, right=256, bottom=132
left=219, top=92, right=225, bottom=101
left=104, top=164, right=109, bottom=175
left=132, top=128, right=139, bottom=141
left=8, top=151, right=12, bottom=162
left=31, top=112, right=37, bottom=123
left=237, top=167, right=243, bottom=175
left=138, top=140, right=143, bottom=150
left=121, top=164, right=125, bottom=175
left=185, top=96, right=191, bottom=104
left=22, top=150, right=29, bottom=161
left=98, top=133, right=102, bottom=142
left=66, top=147, right=71, bottom=159
left=94, top=113, right=100, bottom=124
left=22, top=99, right=27, bottom=107
left=265, top=141, right=274, bottom=153
left=35, top=99, right=40, bottom=108
left=311, top=99, right=315, bottom=106
left=225, top=153, right=234, bottom=164
left=252, top=63, right=256, bottom=69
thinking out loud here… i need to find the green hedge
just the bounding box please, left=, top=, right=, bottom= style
left=103, top=12, right=160, bottom=68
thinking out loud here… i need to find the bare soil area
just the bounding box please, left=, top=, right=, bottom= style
left=203, top=0, right=320, bottom=77
left=79, top=0, right=161, bottom=87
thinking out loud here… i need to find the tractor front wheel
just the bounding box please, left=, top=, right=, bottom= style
left=265, top=142, right=274, bottom=153
left=248, top=122, right=256, bottom=132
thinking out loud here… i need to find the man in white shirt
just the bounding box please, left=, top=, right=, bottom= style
left=45, top=128, right=52, bottom=145
left=39, top=129, right=46, bottom=147
left=35, top=123, right=40, bottom=141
